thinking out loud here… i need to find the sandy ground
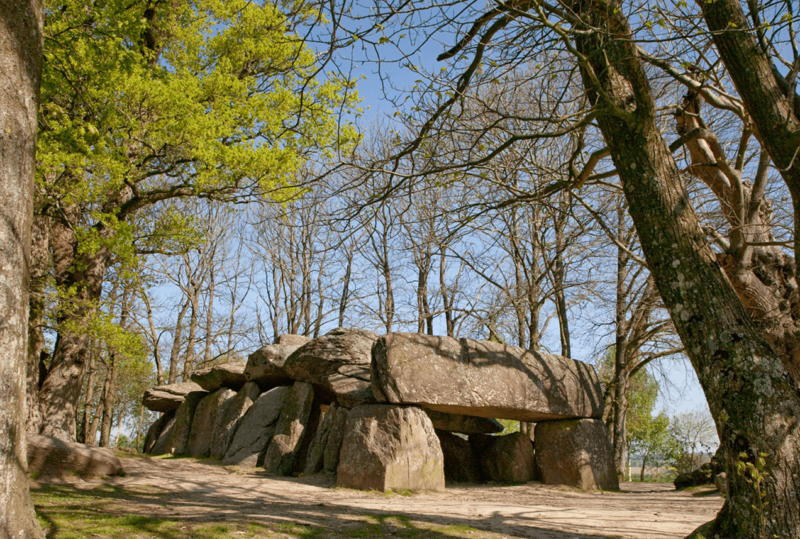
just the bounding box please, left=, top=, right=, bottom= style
left=79, top=455, right=723, bottom=539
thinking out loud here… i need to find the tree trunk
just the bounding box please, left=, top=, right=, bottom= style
left=572, top=2, right=800, bottom=535
left=26, top=214, right=48, bottom=434
left=79, top=354, right=96, bottom=444
left=98, top=355, right=116, bottom=448
left=0, top=0, right=45, bottom=535
left=168, top=298, right=190, bottom=384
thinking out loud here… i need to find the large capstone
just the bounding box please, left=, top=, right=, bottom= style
left=143, top=382, right=205, bottom=412
left=336, top=404, right=445, bottom=492
left=534, top=418, right=619, bottom=491
left=209, top=382, right=261, bottom=459
left=223, top=386, right=290, bottom=467
left=244, top=344, right=301, bottom=389
left=190, top=362, right=247, bottom=392
left=186, top=388, right=236, bottom=458
left=372, top=333, right=603, bottom=421
left=277, top=334, right=313, bottom=346
left=262, top=382, right=315, bottom=475
left=425, top=410, right=503, bottom=435
left=283, top=328, right=379, bottom=407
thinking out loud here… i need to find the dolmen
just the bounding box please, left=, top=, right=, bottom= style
left=142, top=329, right=618, bottom=493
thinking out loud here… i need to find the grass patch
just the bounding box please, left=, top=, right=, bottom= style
left=30, top=482, right=535, bottom=539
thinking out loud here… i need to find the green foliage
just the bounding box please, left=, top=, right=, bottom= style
left=37, top=0, right=360, bottom=260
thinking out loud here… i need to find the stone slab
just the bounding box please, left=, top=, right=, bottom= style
left=223, top=386, right=290, bottom=467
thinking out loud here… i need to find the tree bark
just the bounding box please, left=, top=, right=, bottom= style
left=79, top=354, right=96, bottom=445
left=98, top=355, right=116, bottom=448
left=25, top=214, right=48, bottom=434
left=0, top=0, right=45, bottom=536
left=572, top=2, right=800, bottom=535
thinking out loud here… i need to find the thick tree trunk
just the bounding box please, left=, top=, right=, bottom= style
left=0, top=0, right=45, bottom=536
left=25, top=214, right=48, bottom=434
left=572, top=1, right=800, bottom=536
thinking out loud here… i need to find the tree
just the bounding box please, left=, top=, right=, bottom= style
left=0, top=0, right=46, bottom=536
left=32, top=0, right=358, bottom=441
left=670, top=410, right=719, bottom=476
left=327, top=0, right=800, bottom=534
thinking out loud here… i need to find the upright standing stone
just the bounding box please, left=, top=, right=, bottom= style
left=209, top=382, right=261, bottom=459
left=470, top=432, right=534, bottom=483
left=245, top=345, right=301, bottom=389
left=372, top=333, right=604, bottom=421
left=166, top=391, right=206, bottom=456
left=149, top=411, right=179, bottom=456
left=436, top=430, right=482, bottom=483
left=223, top=386, right=290, bottom=467
left=283, top=328, right=379, bottom=407
left=303, top=403, right=337, bottom=474
left=263, top=382, right=315, bottom=475
left=323, top=405, right=350, bottom=473
left=143, top=410, right=175, bottom=453
left=187, top=388, right=236, bottom=458
left=534, top=418, right=619, bottom=490
left=337, top=405, right=445, bottom=492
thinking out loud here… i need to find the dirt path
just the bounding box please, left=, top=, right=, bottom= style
left=87, top=455, right=722, bottom=539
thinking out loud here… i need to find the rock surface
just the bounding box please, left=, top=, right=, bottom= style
left=210, top=382, right=261, bottom=459
left=27, top=434, right=123, bottom=478
left=143, top=410, right=175, bottom=453
left=190, top=362, right=247, bottom=392
left=165, top=391, right=206, bottom=456
left=534, top=419, right=619, bottom=490
left=284, top=328, right=379, bottom=407
left=436, top=430, right=482, bottom=483
left=425, top=410, right=503, bottom=434
left=372, top=333, right=603, bottom=421
left=303, top=403, right=337, bottom=474
left=323, top=405, right=350, bottom=473
left=187, top=388, right=236, bottom=458
left=223, top=386, right=290, bottom=467
left=277, top=334, right=313, bottom=346
left=471, top=432, right=534, bottom=483
left=142, top=382, right=205, bottom=412
left=149, top=411, right=178, bottom=456
left=244, top=344, right=301, bottom=389
left=714, top=472, right=728, bottom=494
left=337, top=404, right=445, bottom=492
left=263, top=382, right=315, bottom=475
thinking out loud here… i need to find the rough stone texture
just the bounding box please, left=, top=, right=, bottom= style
left=471, top=433, right=534, bottom=483
left=323, top=405, right=350, bottom=473
left=143, top=410, right=175, bottom=453
left=27, top=434, right=123, bottom=478
left=263, top=382, right=315, bottom=475
left=303, top=403, right=337, bottom=474
left=425, top=410, right=503, bottom=434
left=165, top=391, right=205, bottom=456
left=277, top=334, right=313, bottom=346
left=284, top=328, right=379, bottom=407
left=142, top=382, right=205, bottom=412
left=149, top=411, right=178, bottom=456
left=190, top=362, right=247, bottom=392
left=223, top=386, right=290, bottom=467
left=186, top=388, right=236, bottom=458
left=372, top=333, right=603, bottom=421
left=534, top=419, right=619, bottom=490
left=436, top=430, right=482, bottom=483
left=210, top=382, right=261, bottom=459
left=337, top=405, right=445, bottom=492
left=244, top=345, right=301, bottom=389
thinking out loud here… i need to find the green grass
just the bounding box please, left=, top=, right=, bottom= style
left=30, top=483, right=511, bottom=539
